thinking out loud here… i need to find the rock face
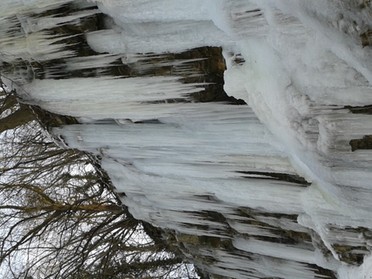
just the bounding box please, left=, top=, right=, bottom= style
left=1, top=1, right=372, bottom=278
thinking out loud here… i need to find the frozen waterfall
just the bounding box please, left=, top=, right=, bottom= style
left=1, top=0, right=372, bottom=278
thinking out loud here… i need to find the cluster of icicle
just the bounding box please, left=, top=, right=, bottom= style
left=1, top=0, right=372, bottom=278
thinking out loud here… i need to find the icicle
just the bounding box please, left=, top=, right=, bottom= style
left=86, top=20, right=228, bottom=55
left=2, top=0, right=372, bottom=278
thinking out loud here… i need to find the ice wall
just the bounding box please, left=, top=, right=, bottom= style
left=1, top=1, right=372, bottom=278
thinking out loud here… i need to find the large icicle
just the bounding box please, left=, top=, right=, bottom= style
left=1, top=0, right=372, bottom=278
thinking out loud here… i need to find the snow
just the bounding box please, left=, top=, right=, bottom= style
left=1, top=0, right=372, bottom=278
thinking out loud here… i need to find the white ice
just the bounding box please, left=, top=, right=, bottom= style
left=1, top=0, right=372, bottom=278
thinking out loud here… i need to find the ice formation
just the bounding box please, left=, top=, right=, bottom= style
left=1, top=0, right=372, bottom=278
